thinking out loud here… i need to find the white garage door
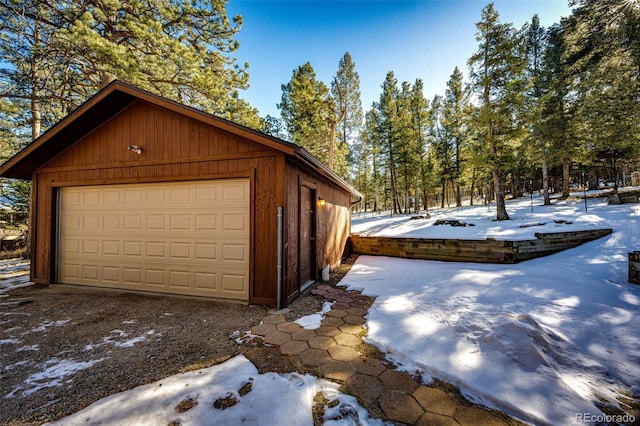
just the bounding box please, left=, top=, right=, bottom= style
left=58, top=179, right=250, bottom=301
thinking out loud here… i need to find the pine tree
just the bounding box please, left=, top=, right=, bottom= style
left=375, top=72, right=403, bottom=214
left=565, top=0, right=640, bottom=192
left=442, top=67, right=470, bottom=207
left=331, top=52, right=363, bottom=178
left=408, top=79, right=431, bottom=211
left=429, top=95, right=452, bottom=208
left=525, top=14, right=553, bottom=205
left=279, top=62, right=332, bottom=164
left=355, top=109, right=380, bottom=211
left=539, top=23, right=574, bottom=198
left=468, top=3, right=527, bottom=221
left=0, top=0, right=258, bottom=142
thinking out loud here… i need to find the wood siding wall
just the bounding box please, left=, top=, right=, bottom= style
left=283, top=159, right=351, bottom=304
left=31, top=100, right=285, bottom=306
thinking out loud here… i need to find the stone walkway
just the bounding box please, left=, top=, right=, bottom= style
left=251, top=285, right=522, bottom=426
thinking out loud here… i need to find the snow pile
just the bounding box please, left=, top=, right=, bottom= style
left=295, top=301, right=334, bottom=330
left=340, top=196, right=640, bottom=425
left=46, top=355, right=383, bottom=426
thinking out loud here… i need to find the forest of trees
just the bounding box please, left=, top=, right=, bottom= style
left=1, top=0, right=639, bottom=223
left=275, top=1, right=640, bottom=220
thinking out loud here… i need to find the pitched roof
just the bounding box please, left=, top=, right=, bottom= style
left=0, top=80, right=362, bottom=198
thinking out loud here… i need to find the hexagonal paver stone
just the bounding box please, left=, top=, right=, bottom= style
left=326, top=309, right=347, bottom=318
left=346, top=307, right=367, bottom=317
left=379, top=390, right=424, bottom=425
left=417, top=411, right=460, bottom=426
left=380, top=369, right=420, bottom=394
left=280, top=340, right=309, bottom=356
left=264, top=331, right=291, bottom=346
left=333, top=333, right=361, bottom=348
left=352, top=357, right=387, bottom=377
left=344, top=373, right=384, bottom=400
left=321, top=317, right=345, bottom=327
left=316, top=326, right=341, bottom=337
left=262, top=315, right=286, bottom=325
left=311, top=287, right=329, bottom=296
left=320, top=360, right=356, bottom=382
left=299, top=348, right=331, bottom=366
left=412, top=386, right=457, bottom=416
left=308, top=335, right=336, bottom=350
left=350, top=298, right=370, bottom=307
left=276, top=322, right=301, bottom=333
left=331, top=303, right=351, bottom=311
left=454, top=406, right=510, bottom=426
left=291, top=329, right=317, bottom=341
left=250, top=323, right=276, bottom=337
left=328, top=345, right=360, bottom=362
left=337, top=323, right=365, bottom=336
left=343, top=315, right=366, bottom=325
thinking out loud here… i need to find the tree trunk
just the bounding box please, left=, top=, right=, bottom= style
left=440, top=180, right=445, bottom=209
left=470, top=168, right=476, bottom=206
left=493, top=168, right=510, bottom=220
left=31, top=95, right=41, bottom=141
left=562, top=154, right=570, bottom=198
left=327, top=121, right=336, bottom=169
left=540, top=136, right=551, bottom=205
left=422, top=188, right=429, bottom=212
left=455, top=182, right=461, bottom=207
left=488, top=122, right=509, bottom=219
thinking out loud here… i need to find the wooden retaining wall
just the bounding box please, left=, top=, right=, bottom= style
left=349, top=229, right=613, bottom=264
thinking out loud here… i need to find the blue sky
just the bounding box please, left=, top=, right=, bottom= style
left=227, top=0, right=572, bottom=118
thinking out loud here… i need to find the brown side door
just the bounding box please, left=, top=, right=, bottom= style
left=299, top=185, right=316, bottom=286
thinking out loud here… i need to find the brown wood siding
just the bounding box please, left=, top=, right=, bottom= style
left=283, top=159, right=351, bottom=304
left=32, top=100, right=283, bottom=306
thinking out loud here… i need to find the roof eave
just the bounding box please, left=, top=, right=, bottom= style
left=294, top=147, right=363, bottom=199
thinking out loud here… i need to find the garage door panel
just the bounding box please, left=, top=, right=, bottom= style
left=102, top=267, right=120, bottom=282
left=59, top=179, right=250, bottom=301
left=221, top=274, right=247, bottom=294
left=195, top=272, right=217, bottom=290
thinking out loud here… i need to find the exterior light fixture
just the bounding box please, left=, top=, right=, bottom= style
left=318, top=197, right=326, bottom=207
left=127, top=145, right=142, bottom=154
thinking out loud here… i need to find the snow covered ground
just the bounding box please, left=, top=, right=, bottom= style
left=46, top=355, right=382, bottom=426
left=342, top=194, right=640, bottom=425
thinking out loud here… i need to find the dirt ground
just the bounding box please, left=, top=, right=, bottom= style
left=0, top=256, right=357, bottom=425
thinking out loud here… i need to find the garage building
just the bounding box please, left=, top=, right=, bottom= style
left=0, top=81, right=361, bottom=308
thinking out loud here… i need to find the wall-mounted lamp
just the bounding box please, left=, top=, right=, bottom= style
left=127, top=145, right=142, bottom=155
left=318, top=197, right=326, bottom=207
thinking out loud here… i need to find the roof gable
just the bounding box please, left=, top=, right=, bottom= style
left=0, top=80, right=361, bottom=197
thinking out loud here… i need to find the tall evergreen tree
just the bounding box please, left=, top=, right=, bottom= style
left=565, top=0, right=640, bottom=192
left=540, top=23, right=574, bottom=198
left=0, top=0, right=258, bottom=142
left=442, top=66, right=470, bottom=207
left=356, top=109, right=381, bottom=211
left=375, top=72, right=403, bottom=214
left=429, top=95, right=452, bottom=208
left=408, top=79, right=431, bottom=211
left=279, top=62, right=332, bottom=164
left=525, top=14, right=553, bottom=205
left=331, top=52, right=363, bottom=178
left=468, top=3, right=527, bottom=220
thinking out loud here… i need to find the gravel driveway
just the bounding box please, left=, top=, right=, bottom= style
left=0, top=258, right=347, bottom=425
